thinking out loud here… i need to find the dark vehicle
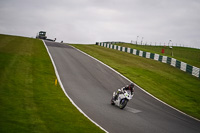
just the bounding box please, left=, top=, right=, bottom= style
left=36, top=31, right=47, bottom=39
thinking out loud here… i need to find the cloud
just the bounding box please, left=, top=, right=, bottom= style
left=0, top=0, right=200, bottom=48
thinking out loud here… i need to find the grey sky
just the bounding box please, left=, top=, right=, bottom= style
left=0, top=0, right=200, bottom=48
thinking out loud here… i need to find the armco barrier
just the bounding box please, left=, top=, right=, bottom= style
left=96, top=42, right=200, bottom=78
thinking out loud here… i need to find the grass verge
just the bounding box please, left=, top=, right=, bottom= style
left=71, top=44, right=200, bottom=120
left=114, top=43, right=200, bottom=68
left=0, top=34, right=104, bottom=133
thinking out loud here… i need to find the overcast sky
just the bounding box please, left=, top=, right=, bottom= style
left=0, top=0, right=200, bottom=48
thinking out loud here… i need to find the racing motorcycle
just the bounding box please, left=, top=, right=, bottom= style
left=111, top=89, right=133, bottom=109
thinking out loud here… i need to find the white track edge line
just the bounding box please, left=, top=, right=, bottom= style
left=70, top=45, right=200, bottom=122
left=42, top=40, right=109, bottom=133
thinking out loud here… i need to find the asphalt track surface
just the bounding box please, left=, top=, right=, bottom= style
left=45, top=41, right=200, bottom=133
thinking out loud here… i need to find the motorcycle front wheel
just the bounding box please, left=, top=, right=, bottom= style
left=119, top=99, right=128, bottom=109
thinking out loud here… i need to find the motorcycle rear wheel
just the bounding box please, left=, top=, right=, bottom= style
left=111, top=98, right=115, bottom=105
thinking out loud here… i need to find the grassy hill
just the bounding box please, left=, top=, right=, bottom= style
left=114, top=43, right=200, bottom=68
left=71, top=44, right=200, bottom=120
left=0, top=34, right=104, bottom=133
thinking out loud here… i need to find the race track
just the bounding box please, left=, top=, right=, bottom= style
left=45, top=41, right=200, bottom=133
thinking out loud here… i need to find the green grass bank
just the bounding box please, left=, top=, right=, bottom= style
left=71, top=44, right=200, bottom=120
left=114, top=43, right=200, bottom=68
left=0, top=34, right=104, bottom=133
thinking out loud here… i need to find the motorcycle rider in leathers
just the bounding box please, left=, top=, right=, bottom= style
left=114, top=83, right=135, bottom=100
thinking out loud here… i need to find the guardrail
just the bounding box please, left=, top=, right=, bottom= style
left=96, top=42, right=200, bottom=79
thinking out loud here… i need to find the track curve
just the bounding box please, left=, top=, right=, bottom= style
left=45, top=41, right=200, bottom=133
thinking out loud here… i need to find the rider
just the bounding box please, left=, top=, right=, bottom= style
left=114, top=83, right=135, bottom=100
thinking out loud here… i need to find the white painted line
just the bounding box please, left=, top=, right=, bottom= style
left=71, top=44, right=200, bottom=122
left=42, top=41, right=109, bottom=133
left=125, top=107, right=142, bottom=114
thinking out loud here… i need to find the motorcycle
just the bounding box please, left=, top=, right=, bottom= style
left=111, top=89, right=133, bottom=109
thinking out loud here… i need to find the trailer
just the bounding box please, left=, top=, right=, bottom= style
left=36, top=31, right=47, bottom=39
